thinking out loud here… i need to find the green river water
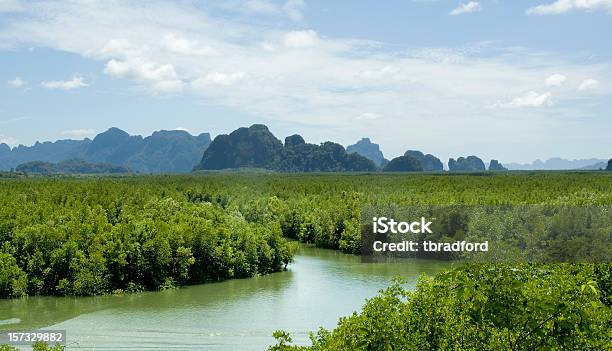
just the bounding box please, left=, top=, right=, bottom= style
left=0, top=246, right=449, bottom=350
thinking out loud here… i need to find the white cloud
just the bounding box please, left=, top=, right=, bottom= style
left=282, top=30, right=319, bottom=48
left=7, top=76, right=27, bottom=88
left=450, top=1, right=482, bottom=15
left=496, top=91, right=553, bottom=108
left=0, top=135, right=18, bottom=147
left=100, top=38, right=133, bottom=57
left=99, top=37, right=185, bottom=93
left=1, top=0, right=611, bottom=160
left=527, top=0, right=612, bottom=15
left=359, top=66, right=399, bottom=80
left=41, top=76, right=88, bottom=90
left=578, top=78, right=600, bottom=90
left=152, top=80, right=185, bottom=93
left=356, top=113, right=382, bottom=120
left=545, top=73, right=567, bottom=87
left=104, top=58, right=184, bottom=93
left=61, top=129, right=96, bottom=138
left=0, top=0, right=22, bottom=13
left=104, top=59, right=130, bottom=76
left=193, top=72, right=247, bottom=87
left=162, top=33, right=218, bottom=57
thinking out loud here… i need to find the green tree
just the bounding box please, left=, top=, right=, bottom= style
left=0, top=252, right=28, bottom=298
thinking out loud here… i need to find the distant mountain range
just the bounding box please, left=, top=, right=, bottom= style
left=194, top=126, right=512, bottom=173
left=345, top=139, right=493, bottom=172
left=346, top=141, right=606, bottom=171
left=1, top=126, right=608, bottom=173
left=579, top=161, right=608, bottom=170
left=0, top=128, right=211, bottom=173
left=194, top=124, right=377, bottom=172
left=504, top=158, right=608, bottom=170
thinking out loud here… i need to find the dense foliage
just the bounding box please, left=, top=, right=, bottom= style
left=607, top=159, right=612, bottom=171
left=270, top=264, right=611, bottom=350
left=194, top=124, right=377, bottom=172
left=0, top=176, right=299, bottom=298
left=0, top=172, right=611, bottom=351
left=1, top=172, right=611, bottom=299
left=264, top=172, right=611, bottom=350
left=0, top=128, right=211, bottom=173
left=16, top=158, right=130, bottom=174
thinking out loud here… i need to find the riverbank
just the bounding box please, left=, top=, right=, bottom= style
left=0, top=246, right=449, bottom=350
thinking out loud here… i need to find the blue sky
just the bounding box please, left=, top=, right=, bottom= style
left=0, top=0, right=611, bottom=163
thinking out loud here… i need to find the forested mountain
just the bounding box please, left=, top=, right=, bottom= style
left=194, top=124, right=377, bottom=172
left=489, top=159, right=507, bottom=171
left=16, top=159, right=131, bottom=174
left=382, top=155, right=423, bottom=172
left=346, top=138, right=388, bottom=167
left=0, top=128, right=211, bottom=173
left=0, top=139, right=91, bottom=169
left=448, top=156, right=486, bottom=171
left=3, top=127, right=604, bottom=174
left=404, top=150, right=443, bottom=171
left=607, top=159, right=612, bottom=171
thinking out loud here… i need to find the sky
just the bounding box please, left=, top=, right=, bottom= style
left=0, top=0, right=611, bottom=163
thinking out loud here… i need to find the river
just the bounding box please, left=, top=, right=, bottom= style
left=0, top=246, right=448, bottom=350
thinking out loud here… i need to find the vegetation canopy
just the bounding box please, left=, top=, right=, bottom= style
left=0, top=172, right=610, bottom=350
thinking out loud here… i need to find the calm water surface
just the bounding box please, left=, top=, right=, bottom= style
left=0, top=246, right=448, bottom=350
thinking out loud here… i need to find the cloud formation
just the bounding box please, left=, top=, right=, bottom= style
left=545, top=73, right=567, bottom=87
left=193, top=72, right=247, bottom=87
left=282, top=30, right=319, bottom=48
left=0, top=134, right=17, bottom=147
left=162, top=33, right=218, bottom=57
left=0, top=0, right=610, bottom=159
left=450, top=1, right=481, bottom=15
left=578, top=78, right=599, bottom=91
left=496, top=91, right=553, bottom=108
left=359, top=66, right=399, bottom=80
left=527, top=0, right=612, bottom=15
left=41, top=76, right=88, bottom=90
left=7, top=76, right=27, bottom=88
left=104, top=57, right=184, bottom=93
